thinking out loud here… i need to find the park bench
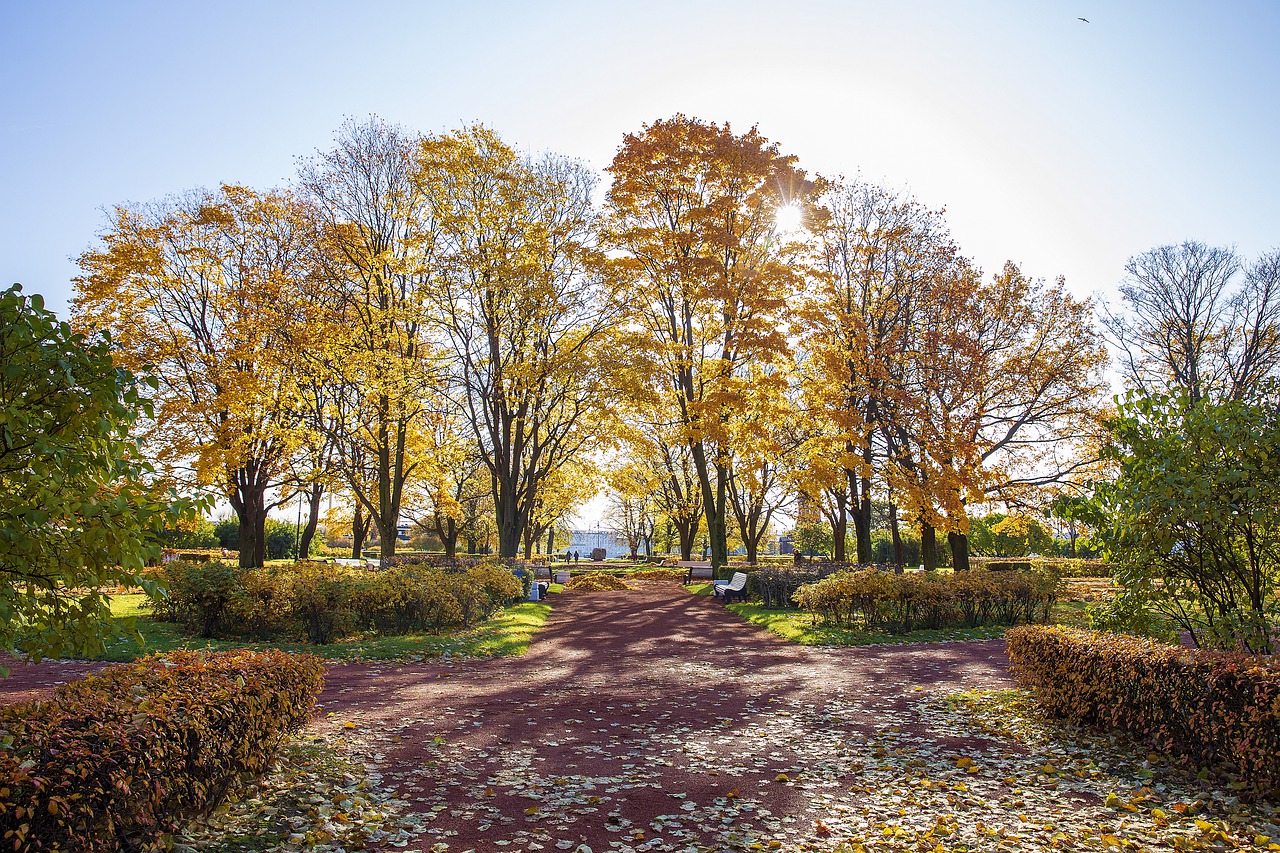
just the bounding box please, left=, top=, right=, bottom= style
left=678, top=560, right=714, bottom=584
left=713, top=571, right=749, bottom=604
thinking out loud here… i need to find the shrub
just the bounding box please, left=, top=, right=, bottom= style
left=0, top=649, right=323, bottom=852
left=1090, top=389, right=1280, bottom=653
left=149, top=559, right=528, bottom=643
left=288, top=562, right=356, bottom=644
left=970, top=556, right=1109, bottom=578
left=793, top=569, right=1058, bottom=633
left=149, top=560, right=241, bottom=638
left=1006, top=626, right=1280, bottom=793
left=750, top=565, right=848, bottom=608
left=567, top=574, right=632, bottom=591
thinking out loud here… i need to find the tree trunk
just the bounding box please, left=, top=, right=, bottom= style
left=230, top=476, right=268, bottom=568
left=709, top=464, right=730, bottom=572
left=547, top=527, right=555, bottom=557
left=831, top=516, right=847, bottom=562
left=921, top=521, right=937, bottom=572
left=495, top=484, right=525, bottom=559
left=298, top=481, right=324, bottom=560
left=376, top=515, right=399, bottom=563
left=856, top=473, right=873, bottom=564
left=351, top=502, right=369, bottom=559
left=948, top=530, right=971, bottom=572
left=677, top=519, right=695, bottom=560
left=889, top=502, right=904, bottom=568
left=689, top=440, right=729, bottom=571
left=440, top=517, right=459, bottom=558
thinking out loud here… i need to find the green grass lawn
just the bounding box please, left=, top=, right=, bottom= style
left=102, top=592, right=554, bottom=663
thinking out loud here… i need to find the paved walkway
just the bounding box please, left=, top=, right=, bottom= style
left=315, top=582, right=1015, bottom=852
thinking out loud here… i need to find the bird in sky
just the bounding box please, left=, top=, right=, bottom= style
left=1078, top=17, right=1090, bottom=23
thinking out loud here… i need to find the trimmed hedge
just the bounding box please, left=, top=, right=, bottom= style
left=0, top=649, right=324, bottom=852
left=970, top=556, right=1110, bottom=578
left=149, top=559, right=524, bottom=643
left=793, top=569, right=1059, bottom=633
left=1006, top=626, right=1280, bottom=793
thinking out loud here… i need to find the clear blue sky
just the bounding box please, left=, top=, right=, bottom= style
left=2, top=0, right=1278, bottom=317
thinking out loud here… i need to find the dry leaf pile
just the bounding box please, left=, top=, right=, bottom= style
left=566, top=575, right=634, bottom=592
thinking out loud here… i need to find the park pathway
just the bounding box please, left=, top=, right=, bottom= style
left=316, top=581, right=1018, bottom=852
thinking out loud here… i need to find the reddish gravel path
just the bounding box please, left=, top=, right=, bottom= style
left=0, top=656, right=109, bottom=703
left=315, top=582, right=1015, bottom=852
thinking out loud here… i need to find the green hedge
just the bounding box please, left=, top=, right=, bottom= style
left=0, top=649, right=323, bottom=852
left=1006, top=626, right=1280, bottom=793
left=970, top=556, right=1109, bottom=578
left=148, top=559, right=524, bottom=643
left=793, top=569, right=1059, bottom=633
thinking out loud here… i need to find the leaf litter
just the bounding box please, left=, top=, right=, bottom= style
left=199, top=587, right=1278, bottom=853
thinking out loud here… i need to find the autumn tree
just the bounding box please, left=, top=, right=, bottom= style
left=75, top=185, right=313, bottom=567
left=724, top=366, right=797, bottom=563
left=605, top=115, right=809, bottom=571
left=605, top=460, right=661, bottom=559
left=881, top=261, right=1107, bottom=570
left=419, top=126, right=613, bottom=559
left=298, top=117, right=443, bottom=560
left=798, top=179, right=955, bottom=565
left=409, top=417, right=492, bottom=558
left=799, top=179, right=1106, bottom=570
left=527, top=459, right=598, bottom=559
left=1104, top=241, right=1280, bottom=404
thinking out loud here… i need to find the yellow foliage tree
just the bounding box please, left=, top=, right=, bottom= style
left=605, top=115, right=811, bottom=570
left=417, top=125, right=615, bottom=558
left=75, top=184, right=314, bottom=567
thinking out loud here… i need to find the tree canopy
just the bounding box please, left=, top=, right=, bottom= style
left=1, top=284, right=188, bottom=669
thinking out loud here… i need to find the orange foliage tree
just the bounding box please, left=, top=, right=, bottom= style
left=605, top=115, right=811, bottom=570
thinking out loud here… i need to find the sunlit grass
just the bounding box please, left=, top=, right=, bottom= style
left=724, top=603, right=1011, bottom=646
left=102, top=592, right=553, bottom=662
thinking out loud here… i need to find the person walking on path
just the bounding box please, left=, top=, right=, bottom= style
left=564, top=548, right=572, bottom=563
left=573, top=550, right=580, bottom=564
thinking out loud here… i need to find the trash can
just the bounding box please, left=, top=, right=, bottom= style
left=527, top=582, right=541, bottom=602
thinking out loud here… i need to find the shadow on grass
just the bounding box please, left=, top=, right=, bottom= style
left=101, top=593, right=554, bottom=663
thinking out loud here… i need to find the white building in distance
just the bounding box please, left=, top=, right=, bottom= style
left=566, top=529, right=629, bottom=560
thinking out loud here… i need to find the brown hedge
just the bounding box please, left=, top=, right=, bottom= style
left=0, top=649, right=324, bottom=852
left=1006, top=626, right=1280, bottom=793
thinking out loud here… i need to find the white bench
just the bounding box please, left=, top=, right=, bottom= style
left=678, top=560, right=714, bottom=583
left=713, top=571, right=749, bottom=604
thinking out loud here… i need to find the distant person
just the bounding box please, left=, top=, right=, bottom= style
left=564, top=548, right=572, bottom=563
left=573, top=550, right=580, bottom=564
